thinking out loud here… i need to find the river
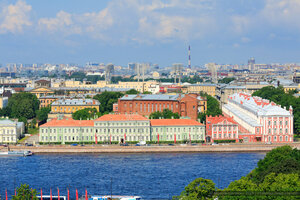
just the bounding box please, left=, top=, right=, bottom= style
left=0, top=152, right=265, bottom=199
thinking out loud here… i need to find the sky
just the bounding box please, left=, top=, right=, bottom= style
left=0, top=0, right=300, bottom=67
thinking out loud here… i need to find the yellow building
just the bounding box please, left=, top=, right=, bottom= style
left=28, top=87, right=54, bottom=98
left=184, top=84, right=216, bottom=96
left=51, top=98, right=100, bottom=114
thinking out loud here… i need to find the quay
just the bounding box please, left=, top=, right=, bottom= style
left=7, top=143, right=300, bottom=154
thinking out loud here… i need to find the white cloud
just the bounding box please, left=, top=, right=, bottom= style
left=0, top=0, right=32, bottom=34
left=37, top=0, right=216, bottom=43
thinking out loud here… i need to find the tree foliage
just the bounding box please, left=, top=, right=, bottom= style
left=72, top=108, right=101, bottom=120
left=247, top=145, right=300, bottom=184
left=149, top=109, right=180, bottom=119
left=198, top=93, right=222, bottom=123
left=36, top=106, right=51, bottom=124
left=5, top=93, right=39, bottom=119
left=125, top=89, right=140, bottom=94
left=93, top=91, right=124, bottom=113
left=174, top=178, right=216, bottom=200
left=252, top=86, right=300, bottom=135
left=176, top=146, right=300, bottom=200
left=218, top=77, right=235, bottom=84
left=12, top=184, right=39, bottom=200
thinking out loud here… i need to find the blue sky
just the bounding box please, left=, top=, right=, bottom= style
left=0, top=0, right=300, bottom=67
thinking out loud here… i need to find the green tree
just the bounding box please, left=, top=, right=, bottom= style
left=198, top=94, right=222, bottom=123
left=126, top=89, right=140, bottom=94
left=175, top=178, right=216, bottom=200
left=93, top=91, right=124, bottom=113
left=143, top=91, right=152, bottom=94
left=149, top=109, right=180, bottom=119
left=218, top=77, right=235, bottom=84
left=72, top=108, right=101, bottom=120
left=247, top=145, right=300, bottom=184
left=12, top=184, right=39, bottom=200
left=36, top=107, right=51, bottom=124
left=6, top=93, right=39, bottom=119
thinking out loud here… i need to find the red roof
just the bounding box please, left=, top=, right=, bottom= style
left=95, top=114, right=148, bottom=121
left=206, top=115, right=238, bottom=125
left=150, top=119, right=204, bottom=126
left=40, top=118, right=94, bottom=127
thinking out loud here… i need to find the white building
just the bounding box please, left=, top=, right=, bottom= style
left=0, top=119, right=25, bottom=143
left=222, top=93, right=293, bottom=143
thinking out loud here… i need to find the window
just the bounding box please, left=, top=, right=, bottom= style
left=285, top=121, right=288, bottom=126
left=219, top=134, right=221, bottom=138
left=285, top=136, right=288, bottom=141
left=280, top=129, right=282, bottom=133
left=229, top=134, right=231, bottom=138
left=280, top=136, right=282, bottom=141
left=268, top=121, right=271, bottom=126
left=274, top=121, right=276, bottom=126
left=285, top=129, right=288, bottom=134
left=256, top=128, right=259, bottom=133
left=219, top=127, right=221, bottom=131
left=233, top=134, right=236, bottom=138
left=280, top=121, right=282, bottom=126
left=268, top=129, right=271, bottom=134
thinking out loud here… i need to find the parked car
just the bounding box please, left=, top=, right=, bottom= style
left=120, top=143, right=129, bottom=146
left=70, top=143, right=78, bottom=146
left=265, top=141, right=272, bottom=145
left=211, top=143, right=219, bottom=145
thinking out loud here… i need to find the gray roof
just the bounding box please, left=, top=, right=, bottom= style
left=223, top=104, right=262, bottom=127
left=120, top=94, right=181, bottom=101
left=0, top=119, right=23, bottom=127
left=52, top=98, right=100, bottom=106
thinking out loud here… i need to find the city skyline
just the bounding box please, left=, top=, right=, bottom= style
left=1, top=0, right=300, bottom=66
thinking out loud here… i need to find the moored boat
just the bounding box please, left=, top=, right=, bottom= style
left=0, top=150, right=33, bottom=156
left=86, top=195, right=142, bottom=200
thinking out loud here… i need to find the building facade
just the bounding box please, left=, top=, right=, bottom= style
left=94, top=114, right=150, bottom=143
left=114, top=94, right=201, bottom=120
left=150, top=119, right=205, bottom=142
left=39, top=114, right=205, bottom=144
left=0, top=119, right=24, bottom=143
left=39, top=118, right=94, bottom=144
left=222, top=93, right=293, bottom=143
left=206, top=115, right=239, bottom=143
left=183, top=84, right=216, bottom=96
left=51, top=99, right=100, bottom=114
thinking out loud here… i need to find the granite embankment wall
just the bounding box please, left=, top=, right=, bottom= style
left=8, top=143, right=300, bottom=154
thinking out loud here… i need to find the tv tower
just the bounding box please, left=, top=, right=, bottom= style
left=188, top=45, right=191, bottom=69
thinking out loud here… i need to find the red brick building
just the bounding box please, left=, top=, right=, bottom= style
left=114, top=94, right=200, bottom=120
left=206, top=115, right=239, bottom=143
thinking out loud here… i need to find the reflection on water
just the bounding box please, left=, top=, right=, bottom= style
left=0, top=152, right=265, bottom=199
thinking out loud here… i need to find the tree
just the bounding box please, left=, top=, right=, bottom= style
left=6, top=93, right=39, bottom=119
left=175, top=178, right=216, bottom=200
left=126, top=89, right=140, bottom=94
left=198, top=93, right=222, bottom=123
left=12, top=184, right=39, bottom=200
left=149, top=109, right=180, bottom=119
left=93, top=91, right=124, bottom=113
left=143, top=91, right=152, bottom=94
left=218, top=77, right=235, bottom=84
left=36, top=107, right=51, bottom=124
left=247, top=145, right=300, bottom=184
left=72, top=108, right=101, bottom=120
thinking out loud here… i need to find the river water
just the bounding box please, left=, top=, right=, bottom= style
left=0, top=152, right=265, bottom=199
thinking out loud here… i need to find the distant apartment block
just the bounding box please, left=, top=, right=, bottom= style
left=182, top=84, right=216, bottom=96
left=222, top=93, right=293, bottom=143
left=114, top=94, right=203, bottom=120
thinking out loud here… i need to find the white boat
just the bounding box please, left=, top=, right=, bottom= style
left=88, top=195, right=142, bottom=200
left=0, top=150, right=33, bottom=156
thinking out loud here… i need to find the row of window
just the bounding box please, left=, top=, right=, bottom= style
left=213, top=126, right=237, bottom=132
left=268, top=128, right=290, bottom=134
left=95, top=122, right=148, bottom=126
left=123, top=102, right=179, bottom=113
left=265, top=135, right=292, bottom=142
left=0, top=130, right=15, bottom=134
left=1, top=136, right=16, bottom=142
left=213, top=133, right=237, bottom=139
left=151, top=134, right=204, bottom=140
left=268, top=120, right=289, bottom=126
